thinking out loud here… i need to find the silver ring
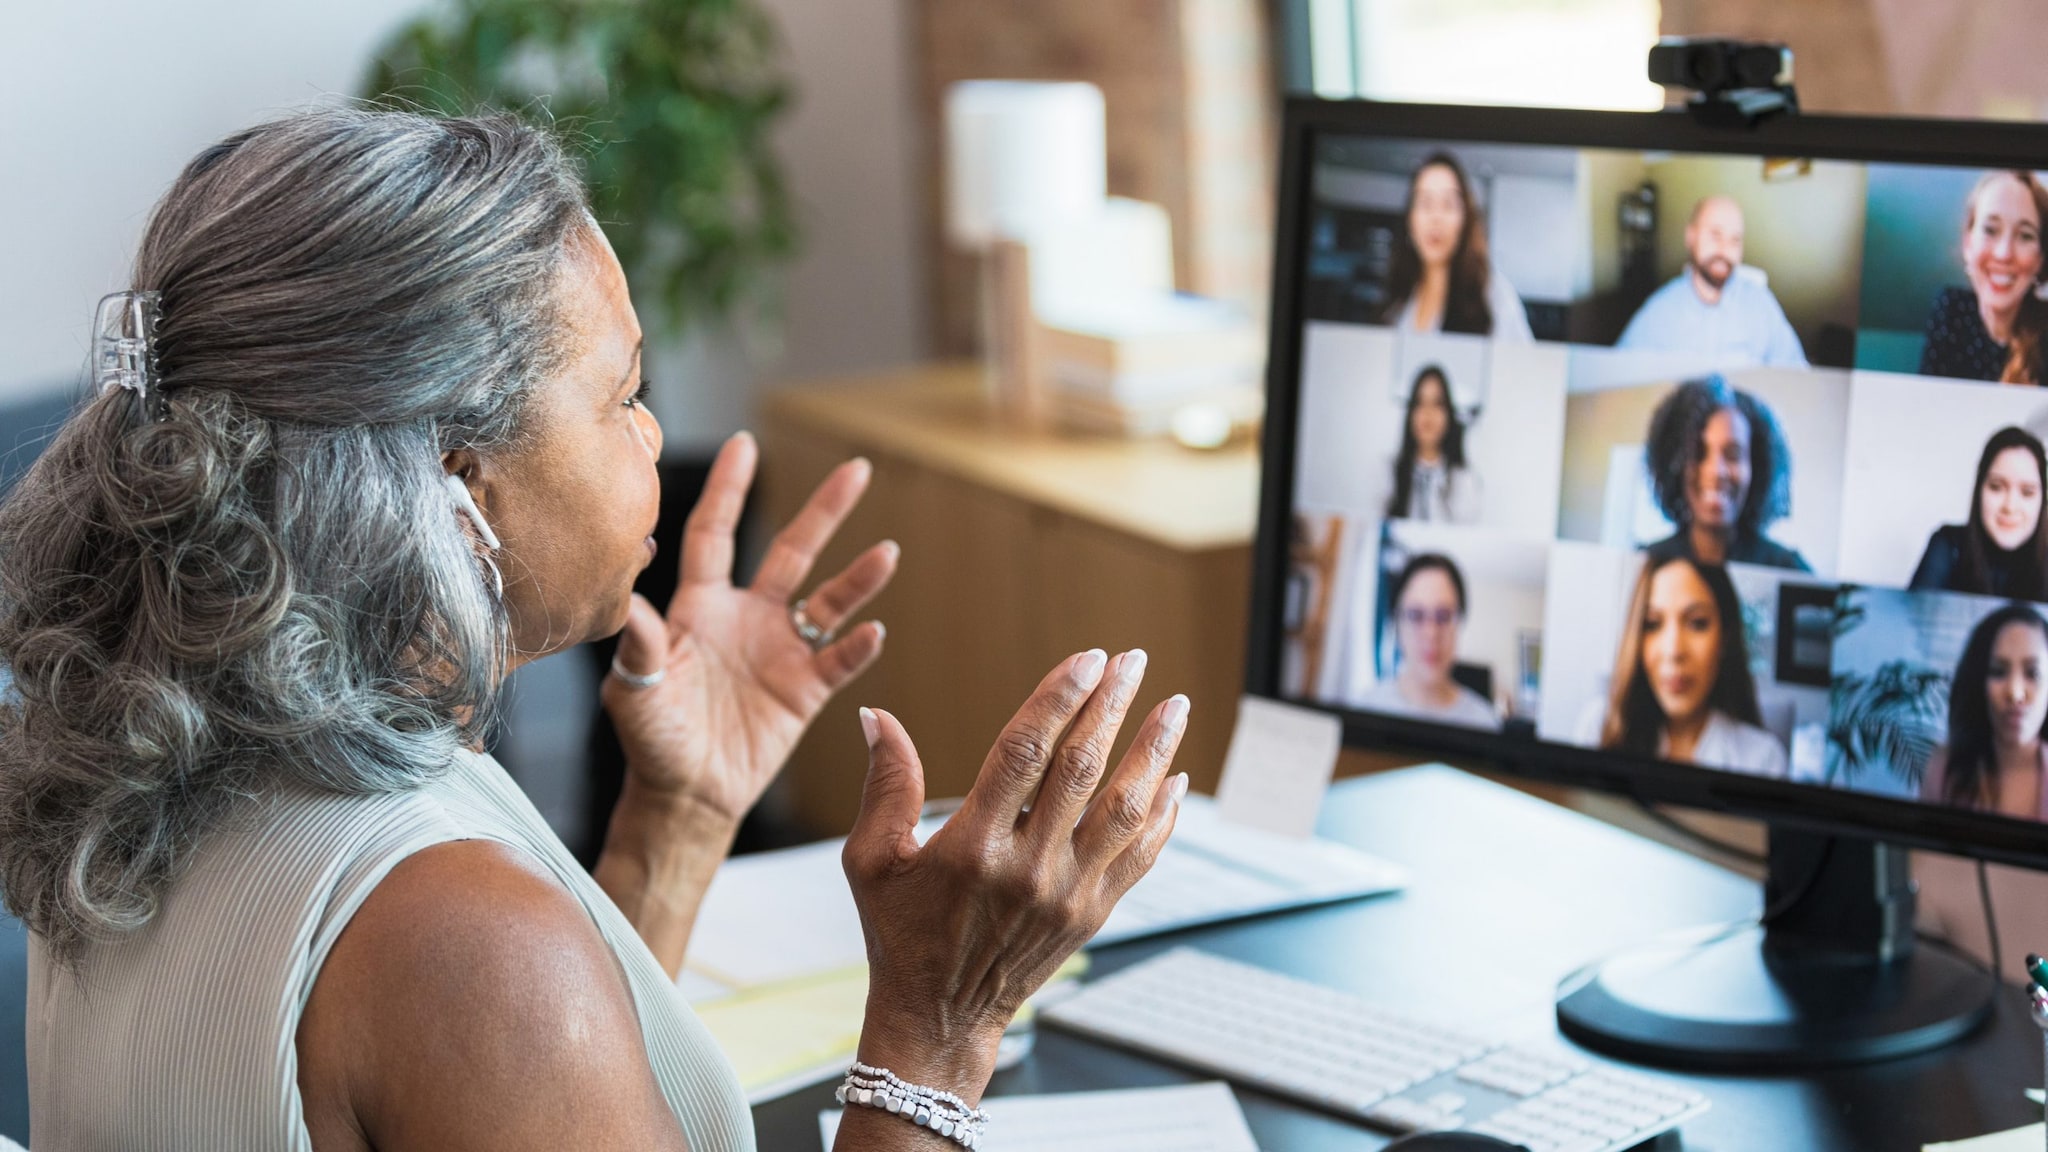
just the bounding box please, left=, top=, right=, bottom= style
left=790, top=598, right=832, bottom=648
left=609, top=655, right=666, bottom=690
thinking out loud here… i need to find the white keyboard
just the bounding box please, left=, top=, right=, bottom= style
left=1040, top=948, right=1709, bottom=1152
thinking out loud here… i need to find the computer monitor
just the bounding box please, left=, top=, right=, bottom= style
left=1248, top=95, right=2048, bottom=1070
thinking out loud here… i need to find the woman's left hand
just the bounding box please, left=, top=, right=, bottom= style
left=603, top=431, right=897, bottom=827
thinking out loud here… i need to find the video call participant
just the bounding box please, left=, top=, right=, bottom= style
left=1641, top=376, right=1811, bottom=572
left=1615, top=195, right=1808, bottom=368
left=1386, top=364, right=1481, bottom=524
left=1379, top=151, right=1533, bottom=341
left=1920, top=170, right=2048, bottom=386
left=1361, top=552, right=1500, bottom=730
left=1579, top=555, right=1787, bottom=776
left=1923, top=603, right=2048, bottom=821
left=1911, top=426, right=2048, bottom=600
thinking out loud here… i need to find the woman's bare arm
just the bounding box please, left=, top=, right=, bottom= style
left=591, top=782, right=738, bottom=975
left=297, top=840, right=691, bottom=1152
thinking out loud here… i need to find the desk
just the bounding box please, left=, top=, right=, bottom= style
left=753, top=767, right=2039, bottom=1151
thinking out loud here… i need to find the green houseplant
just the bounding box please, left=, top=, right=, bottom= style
left=1824, top=593, right=1949, bottom=790
left=361, top=0, right=797, bottom=333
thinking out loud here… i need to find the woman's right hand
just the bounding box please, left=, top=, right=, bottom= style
left=840, top=649, right=1189, bottom=1103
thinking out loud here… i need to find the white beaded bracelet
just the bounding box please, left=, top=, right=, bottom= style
left=835, top=1062, right=989, bottom=1147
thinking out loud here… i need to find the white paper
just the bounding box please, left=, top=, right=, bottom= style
left=1213, top=694, right=1343, bottom=839
left=1095, top=793, right=1404, bottom=944
left=1924, top=1123, right=2045, bottom=1151
left=683, top=790, right=1400, bottom=995
left=818, top=1081, right=1257, bottom=1152
left=683, top=839, right=865, bottom=989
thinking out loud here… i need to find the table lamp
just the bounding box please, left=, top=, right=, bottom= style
left=944, top=80, right=1107, bottom=425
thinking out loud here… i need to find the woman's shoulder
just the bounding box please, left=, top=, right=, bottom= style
left=1450, top=685, right=1501, bottom=729
left=1709, top=713, right=1789, bottom=777
left=1486, top=264, right=1534, bottom=340
left=299, top=839, right=694, bottom=1150
left=1921, top=745, right=1951, bottom=802
left=1910, top=524, right=1968, bottom=589
left=1929, top=285, right=1979, bottom=318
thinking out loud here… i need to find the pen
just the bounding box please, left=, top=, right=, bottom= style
left=2028, top=953, right=2048, bottom=989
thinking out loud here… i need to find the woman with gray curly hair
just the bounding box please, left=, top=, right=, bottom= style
left=0, top=107, right=1190, bottom=1151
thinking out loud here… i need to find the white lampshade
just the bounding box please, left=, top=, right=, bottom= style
left=945, top=80, right=1107, bottom=249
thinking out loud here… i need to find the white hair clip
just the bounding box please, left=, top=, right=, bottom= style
left=92, top=291, right=162, bottom=409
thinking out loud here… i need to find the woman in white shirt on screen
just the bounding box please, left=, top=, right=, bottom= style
left=1385, top=364, right=1482, bottom=524
left=1379, top=151, right=1534, bottom=341
left=1360, top=553, right=1500, bottom=730
left=1576, top=554, right=1787, bottom=777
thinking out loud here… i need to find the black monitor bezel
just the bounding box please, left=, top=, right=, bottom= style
left=1248, top=95, right=2048, bottom=871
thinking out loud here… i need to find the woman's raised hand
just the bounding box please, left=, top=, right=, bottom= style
left=604, top=432, right=897, bottom=827
left=840, top=649, right=1190, bottom=1102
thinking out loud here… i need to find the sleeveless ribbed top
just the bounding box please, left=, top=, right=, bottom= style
left=25, top=749, right=754, bottom=1151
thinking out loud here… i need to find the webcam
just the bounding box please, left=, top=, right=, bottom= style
left=1648, top=37, right=1798, bottom=128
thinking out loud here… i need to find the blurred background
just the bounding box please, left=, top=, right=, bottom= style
left=5, top=0, right=2048, bottom=1138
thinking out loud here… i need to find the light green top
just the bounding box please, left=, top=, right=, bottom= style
left=27, top=749, right=754, bottom=1151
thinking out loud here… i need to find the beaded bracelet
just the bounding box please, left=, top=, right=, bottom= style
left=835, top=1061, right=989, bottom=1147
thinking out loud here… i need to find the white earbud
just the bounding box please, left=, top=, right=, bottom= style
left=444, top=472, right=502, bottom=551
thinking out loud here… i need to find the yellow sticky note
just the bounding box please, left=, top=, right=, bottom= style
left=696, top=954, right=1089, bottom=1103
left=1925, top=1123, right=2045, bottom=1151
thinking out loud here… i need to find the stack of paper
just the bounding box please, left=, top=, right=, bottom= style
left=817, top=1081, right=1258, bottom=1152
left=1037, top=296, right=1265, bottom=436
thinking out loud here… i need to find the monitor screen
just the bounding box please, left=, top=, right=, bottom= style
left=1257, top=99, right=2048, bottom=863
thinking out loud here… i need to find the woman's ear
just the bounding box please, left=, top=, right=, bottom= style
left=439, top=450, right=500, bottom=550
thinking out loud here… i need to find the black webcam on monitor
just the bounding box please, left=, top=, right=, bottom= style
left=1648, top=37, right=1798, bottom=127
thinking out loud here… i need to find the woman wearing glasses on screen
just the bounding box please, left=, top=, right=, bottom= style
left=1910, top=427, right=2048, bottom=600
left=1922, top=604, right=2048, bottom=820
left=1640, top=375, right=1811, bottom=573
left=1385, top=364, right=1481, bottom=524
left=1378, top=152, right=1533, bottom=341
left=1919, top=171, right=2048, bottom=387
left=1577, top=555, right=1787, bottom=777
left=1359, top=553, right=1499, bottom=730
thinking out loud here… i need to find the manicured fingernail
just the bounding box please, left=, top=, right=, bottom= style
left=871, top=620, right=887, bottom=643
left=1075, top=649, right=1107, bottom=687
left=881, top=539, right=901, bottom=561
left=1171, top=772, right=1190, bottom=803
left=1120, top=648, right=1148, bottom=685
left=1162, top=694, right=1190, bottom=731
left=859, top=707, right=879, bottom=748
left=851, top=456, right=872, bottom=478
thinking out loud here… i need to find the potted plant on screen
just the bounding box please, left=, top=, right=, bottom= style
left=361, top=0, right=797, bottom=457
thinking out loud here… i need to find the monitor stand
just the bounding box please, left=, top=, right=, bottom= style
left=1555, top=827, right=1996, bottom=1071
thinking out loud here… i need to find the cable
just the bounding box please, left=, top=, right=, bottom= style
left=1632, top=799, right=1767, bottom=867
left=1758, top=836, right=1834, bottom=927
left=1979, top=858, right=2003, bottom=988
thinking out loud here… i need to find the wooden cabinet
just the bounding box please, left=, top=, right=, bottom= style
left=756, top=363, right=1260, bottom=834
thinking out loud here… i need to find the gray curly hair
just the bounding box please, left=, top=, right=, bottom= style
left=0, top=105, right=591, bottom=958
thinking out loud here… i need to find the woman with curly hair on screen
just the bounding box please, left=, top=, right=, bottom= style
left=1640, top=374, right=1810, bottom=572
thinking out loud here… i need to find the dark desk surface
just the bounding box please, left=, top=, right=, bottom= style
left=754, top=766, right=2041, bottom=1151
